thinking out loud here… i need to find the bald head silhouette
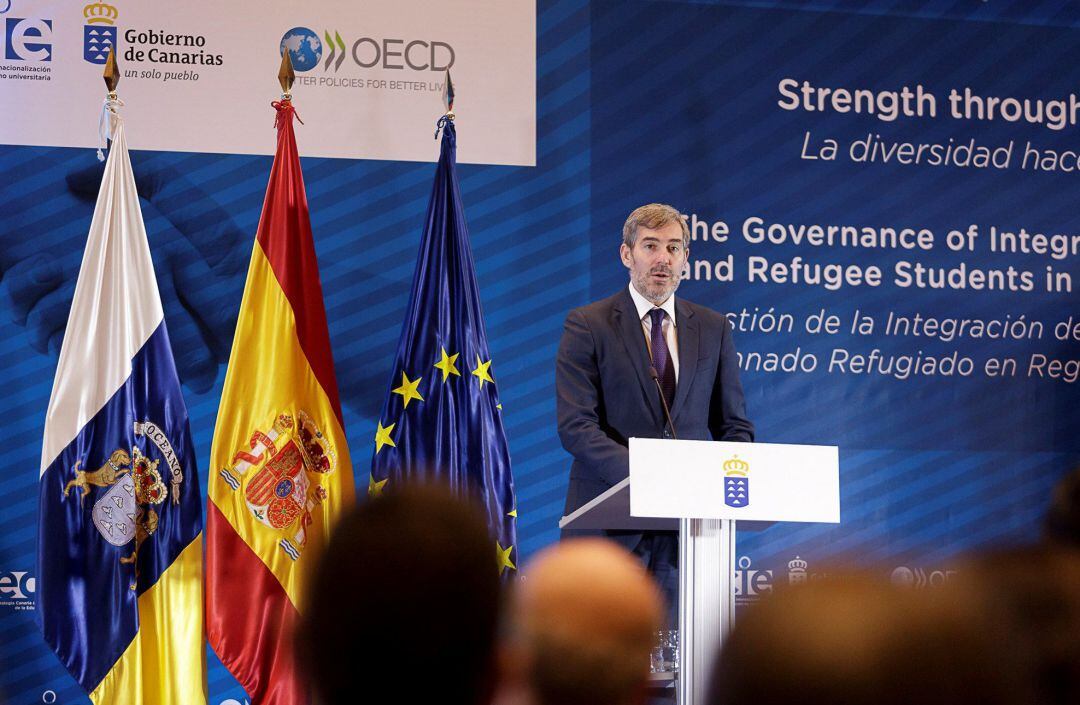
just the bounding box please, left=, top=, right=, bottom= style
left=504, top=538, right=663, bottom=705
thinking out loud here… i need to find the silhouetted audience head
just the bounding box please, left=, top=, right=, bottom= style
left=959, top=546, right=1080, bottom=705
left=295, top=484, right=500, bottom=705
left=708, top=574, right=1029, bottom=705
left=502, top=538, right=663, bottom=705
left=1045, top=467, right=1080, bottom=546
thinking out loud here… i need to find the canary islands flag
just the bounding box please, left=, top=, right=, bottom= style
left=370, top=117, right=518, bottom=577
left=206, top=98, right=355, bottom=705
left=36, top=103, right=206, bottom=703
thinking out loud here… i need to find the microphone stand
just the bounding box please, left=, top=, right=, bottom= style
left=648, top=366, right=678, bottom=440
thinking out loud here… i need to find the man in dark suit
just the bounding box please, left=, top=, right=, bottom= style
left=556, top=203, right=754, bottom=611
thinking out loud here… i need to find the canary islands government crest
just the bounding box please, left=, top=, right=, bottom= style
left=83, top=2, right=118, bottom=65
left=63, top=420, right=186, bottom=589
left=723, top=456, right=749, bottom=508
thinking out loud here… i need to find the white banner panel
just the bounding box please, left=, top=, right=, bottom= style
left=629, top=439, right=841, bottom=522
left=0, top=0, right=536, bottom=165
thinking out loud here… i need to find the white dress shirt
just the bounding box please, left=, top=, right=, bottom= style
left=627, top=283, right=679, bottom=381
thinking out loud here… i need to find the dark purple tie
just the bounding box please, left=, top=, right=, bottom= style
left=649, top=308, right=676, bottom=409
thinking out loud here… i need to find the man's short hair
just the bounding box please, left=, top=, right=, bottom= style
left=295, top=484, right=500, bottom=705
left=622, top=203, right=690, bottom=249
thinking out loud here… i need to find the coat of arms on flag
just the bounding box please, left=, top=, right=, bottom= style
left=218, top=411, right=336, bottom=560
left=73, top=445, right=167, bottom=573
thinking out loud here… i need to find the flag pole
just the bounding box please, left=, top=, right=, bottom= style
left=278, top=49, right=295, bottom=100
left=435, top=70, right=455, bottom=139
left=103, top=45, right=119, bottom=99
left=443, top=70, right=455, bottom=119
left=96, top=46, right=121, bottom=161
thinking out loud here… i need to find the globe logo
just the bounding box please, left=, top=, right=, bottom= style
left=279, top=27, right=322, bottom=72
left=890, top=566, right=915, bottom=587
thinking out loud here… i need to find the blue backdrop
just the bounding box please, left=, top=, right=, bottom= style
left=2, top=1, right=1079, bottom=703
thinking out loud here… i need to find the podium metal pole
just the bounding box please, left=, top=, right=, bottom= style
left=677, top=518, right=736, bottom=705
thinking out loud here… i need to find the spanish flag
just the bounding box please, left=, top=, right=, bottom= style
left=206, top=98, right=354, bottom=704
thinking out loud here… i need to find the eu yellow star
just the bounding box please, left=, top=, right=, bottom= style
left=496, top=541, right=516, bottom=575
left=434, top=347, right=461, bottom=382
left=368, top=474, right=388, bottom=499
left=392, top=371, right=424, bottom=409
left=508, top=509, right=517, bottom=518
left=472, top=355, right=494, bottom=389
left=374, top=421, right=396, bottom=454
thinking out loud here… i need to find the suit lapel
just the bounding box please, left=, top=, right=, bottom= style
left=613, top=290, right=662, bottom=426
left=669, top=300, right=698, bottom=421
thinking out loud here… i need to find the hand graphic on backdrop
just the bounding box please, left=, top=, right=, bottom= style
left=0, top=148, right=252, bottom=393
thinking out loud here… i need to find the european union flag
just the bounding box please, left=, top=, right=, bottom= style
left=370, top=117, right=517, bottom=576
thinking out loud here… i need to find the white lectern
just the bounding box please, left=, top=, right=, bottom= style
left=559, top=439, right=840, bottom=705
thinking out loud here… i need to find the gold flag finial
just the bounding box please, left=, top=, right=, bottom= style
left=103, top=46, right=120, bottom=97
left=278, top=50, right=295, bottom=98
left=443, top=70, right=455, bottom=119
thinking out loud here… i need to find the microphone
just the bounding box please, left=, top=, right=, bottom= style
left=648, top=366, right=677, bottom=440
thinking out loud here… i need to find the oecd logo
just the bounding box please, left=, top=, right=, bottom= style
left=281, top=25, right=455, bottom=75
left=83, top=2, right=118, bottom=65
left=280, top=26, right=322, bottom=72
left=890, top=565, right=957, bottom=590
left=2, top=17, right=52, bottom=62
left=0, top=570, right=36, bottom=610
left=723, top=455, right=749, bottom=507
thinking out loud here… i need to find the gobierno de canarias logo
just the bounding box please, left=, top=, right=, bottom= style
left=83, top=1, right=117, bottom=64
left=723, top=456, right=749, bottom=508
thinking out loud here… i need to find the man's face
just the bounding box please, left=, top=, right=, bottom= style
left=620, top=221, right=688, bottom=305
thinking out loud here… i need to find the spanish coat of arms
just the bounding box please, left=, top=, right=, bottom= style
left=219, top=411, right=336, bottom=561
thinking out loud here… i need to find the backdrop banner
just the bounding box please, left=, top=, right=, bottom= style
left=0, top=0, right=535, bottom=164
left=588, top=0, right=1080, bottom=601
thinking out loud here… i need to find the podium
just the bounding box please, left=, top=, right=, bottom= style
left=559, top=439, right=840, bottom=705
